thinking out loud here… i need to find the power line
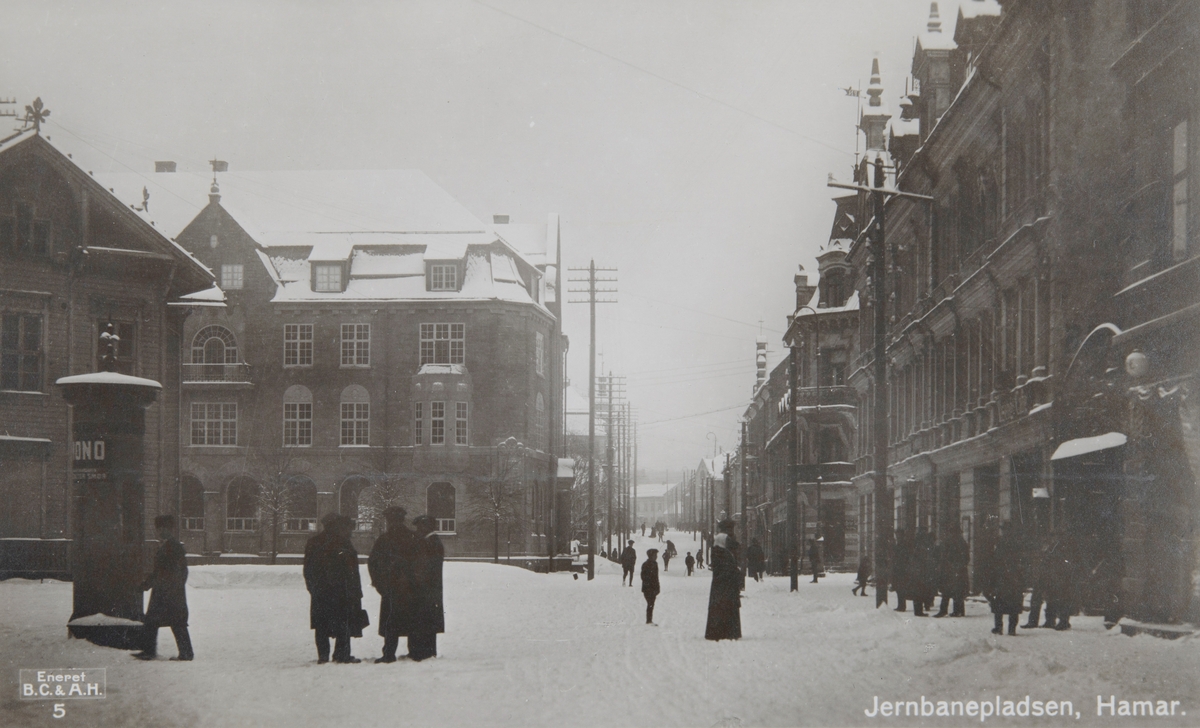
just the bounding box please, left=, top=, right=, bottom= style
left=639, top=401, right=749, bottom=427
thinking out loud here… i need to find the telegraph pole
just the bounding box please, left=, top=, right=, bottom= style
left=828, top=160, right=932, bottom=607
left=741, top=418, right=749, bottom=579
left=568, top=261, right=617, bottom=580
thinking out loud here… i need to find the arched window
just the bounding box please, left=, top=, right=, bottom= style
left=226, top=476, right=258, bottom=531
left=283, top=385, right=313, bottom=447
left=285, top=476, right=318, bottom=532
left=191, top=325, right=239, bottom=364
left=427, top=482, right=456, bottom=534
left=181, top=475, right=205, bottom=531
left=340, top=385, right=370, bottom=447
left=339, top=475, right=372, bottom=531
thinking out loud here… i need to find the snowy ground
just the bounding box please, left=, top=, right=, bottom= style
left=1, top=529, right=1197, bottom=727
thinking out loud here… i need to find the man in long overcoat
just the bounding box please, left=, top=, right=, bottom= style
left=892, top=530, right=912, bottom=612
left=620, top=540, right=637, bottom=587
left=132, top=515, right=193, bottom=661
left=303, top=513, right=363, bottom=663
left=933, top=530, right=969, bottom=617
left=409, top=515, right=445, bottom=661
left=908, top=529, right=936, bottom=616
left=984, top=522, right=1024, bottom=636
left=1044, top=528, right=1080, bottom=630
left=705, top=533, right=741, bottom=641
left=368, top=506, right=416, bottom=663
left=641, top=548, right=660, bottom=624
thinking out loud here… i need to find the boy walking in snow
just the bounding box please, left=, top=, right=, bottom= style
left=685, top=551, right=695, bottom=575
left=641, top=549, right=661, bottom=624
left=620, top=540, right=637, bottom=587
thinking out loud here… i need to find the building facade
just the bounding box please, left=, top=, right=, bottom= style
left=0, top=130, right=213, bottom=560
left=98, top=167, right=565, bottom=559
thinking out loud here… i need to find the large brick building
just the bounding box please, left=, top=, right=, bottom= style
left=0, top=129, right=214, bottom=555
left=98, top=166, right=565, bottom=560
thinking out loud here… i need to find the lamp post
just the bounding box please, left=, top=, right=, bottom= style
left=828, top=158, right=933, bottom=608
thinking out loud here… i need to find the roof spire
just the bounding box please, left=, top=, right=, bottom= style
left=927, top=2, right=943, bottom=33
left=867, top=56, right=884, bottom=108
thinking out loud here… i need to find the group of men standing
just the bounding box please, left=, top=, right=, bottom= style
left=302, top=507, right=445, bottom=664
left=888, top=528, right=970, bottom=618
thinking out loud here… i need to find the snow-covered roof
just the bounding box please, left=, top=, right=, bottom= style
left=56, top=372, right=163, bottom=389
left=417, top=364, right=466, bottom=376
left=797, top=288, right=860, bottom=316
left=958, top=0, right=1002, bottom=20
left=890, top=116, right=921, bottom=138
left=92, top=168, right=489, bottom=241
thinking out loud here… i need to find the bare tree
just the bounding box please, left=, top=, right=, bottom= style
left=467, top=437, right=529, bottom=563
left=357, top=472, right=406, bottom=535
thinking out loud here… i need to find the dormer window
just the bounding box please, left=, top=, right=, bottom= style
left=429, top=263, right=458, bottom=291
left=314, top=264, right=343, bottom=292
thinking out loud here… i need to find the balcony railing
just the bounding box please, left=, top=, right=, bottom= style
left=184, top=362, right=253, bottom=383
left=793, top=385, right=858, bottom=408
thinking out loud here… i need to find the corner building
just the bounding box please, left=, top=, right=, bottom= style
left=98, top=168, right=564, bottom=559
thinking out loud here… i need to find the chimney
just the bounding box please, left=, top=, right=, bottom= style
left=154, top=161, right=176, bottom=173
left=795, top=264, right=816, bottom=310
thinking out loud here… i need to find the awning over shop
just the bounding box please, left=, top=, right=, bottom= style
left=1050, top=432, right=1127, bottom=461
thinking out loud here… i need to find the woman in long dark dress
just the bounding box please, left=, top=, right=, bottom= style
left=705, top=533, right=741, bottom=641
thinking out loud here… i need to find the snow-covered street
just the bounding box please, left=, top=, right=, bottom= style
left=2, top=530, right=1197, bottom=727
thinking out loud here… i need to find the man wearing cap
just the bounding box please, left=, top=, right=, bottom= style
left=132, top=515, right=193, bottom=661
left=368, top=506, right=416, bottom=663
left=641, top=548, right=661, bottom=625
left=620, top=540, right=637, bottom=587
left=304, top=513, right=363, bottom=663
left=408, top=515, right=445, bottom=661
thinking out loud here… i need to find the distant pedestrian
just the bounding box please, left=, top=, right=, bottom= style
left=705, top=533, right=741, bottom=641
left=747, top=538, right=765, bottom=582
left=1023, top=534, right=1051, bottom=628
left=408, top=515, right=445, bottom=661
left=131, top=515, right=193, bottom=661
left=807, top=538, right=823, bottom=583
left=696, top=548, right=704, bottom=570
left=641, top=522, right=646, bottom=537
left=892, top=530, right=912, bottom=612
left=303, top=513, right=363, bottom=663
left=984, top=522, right=1024, bottom=636
left=641, top=549, right=661, bottom=625
left=620, top=540, right=637, bottom=587
left=368, top=506, right=415, bottom=663
left=1044, top=527, right=1080, bottom=631
left=852, top=553, right=872, bottom=597
left=662, top=548, right=672, bottom=572
left=909, top=529, right=935, bottom=616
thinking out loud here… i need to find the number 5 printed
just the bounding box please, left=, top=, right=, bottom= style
left=52, top=704, right=65, bottom=719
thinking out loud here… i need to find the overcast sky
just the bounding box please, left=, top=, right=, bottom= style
left=3, top=0, right=948, bottom=476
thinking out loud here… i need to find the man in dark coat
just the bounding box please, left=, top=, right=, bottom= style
left=747, top=539, right=765, bottom=582
left=705, top=533, right=741, bottom=640
left=984, top=522, right=1024, bottom=636
left=303, top=513, right=363, bottom=663
left=368, top=506, right=416, bottom=663
left=408, top=515, right=445, bottom=661
left=684, top=551, right=695, bottom=575
left=908, top=529, right=935, bottom=616
left=132, top=515, right=193, bottom=661
left=892, top=530, right=912, bottom=612
left=1044, top=528, right=1079, bottom=630
left=662, top=542, right=674, bottom=572
left=1023, top=534, right=1052, bottom=628
left=807, top=538, right=823, bottom=584
left=933, top=531, right=969, bottom=617
left=641, top=548, right=661, bottom=625
left=620, top=540, right=637, bottom=587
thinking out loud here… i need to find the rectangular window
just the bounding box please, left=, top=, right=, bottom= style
left=284, top=324, right=313, bottom=366
left=341, top=323, right=370, bottom=367
left=284, top=403, right=313, bottom=446
left=430, top=401, right=445, bottom=445
left=340, top=402, right=369, bottom=446
left=1173, top=119, right=1189, bottom=260
left=190, top=402, right=237, bottom=446
left=430, top=264, right=458, bottom=291
left=419, top=323, right=465, bottom=365
left=221, top=264, right=244, bottom=290
left=455, top=401, right=468, bottom=445
left=535, top=331, right=545, bottom=377
left=414, top=402, right=424, bottom=445
left=1, top=313, right=42, bottom=391
left=314, top=264, right=342, bottom=292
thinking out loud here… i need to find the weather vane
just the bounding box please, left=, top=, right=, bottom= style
left=22, top=97, right=49, bottom=133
